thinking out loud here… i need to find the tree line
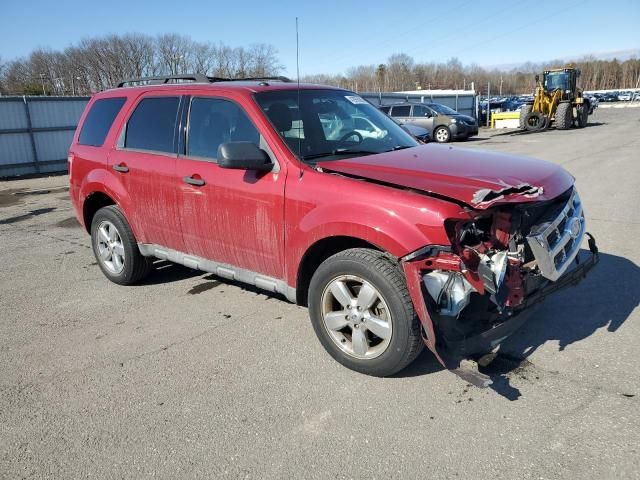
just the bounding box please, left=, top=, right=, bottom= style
left=0, top=33, right=282, bottom=95
left=302, top=53, right=640, bottom=94
left=1, top=34, right=638, bottom=96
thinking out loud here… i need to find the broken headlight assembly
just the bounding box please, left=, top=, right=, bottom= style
left=421, top=211, right=528, bottom=319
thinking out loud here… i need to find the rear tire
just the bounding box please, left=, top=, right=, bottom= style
left=519, top=104, right=532, bottom=129
left=555, top=102, right=573, bottom=130
left=91, top=205, right=153, bottom=285
left=308, top=248, right=423, bottom=377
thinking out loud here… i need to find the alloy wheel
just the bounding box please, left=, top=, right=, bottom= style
left=95, top=220, right=125, bottom=274
left=320, top=275, right=393, bottom=359
left=435, top=128, right=449, bottom=142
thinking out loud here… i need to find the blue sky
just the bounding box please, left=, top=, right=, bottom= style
left=1, top=0, right=638, bottom=77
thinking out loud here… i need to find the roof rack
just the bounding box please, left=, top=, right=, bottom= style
left=116, top=74, right=210, bottom=88
left=116, top=74, right=292, bottom=88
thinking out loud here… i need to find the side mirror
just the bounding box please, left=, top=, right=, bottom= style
left=217, top=142, right=273, bottom=171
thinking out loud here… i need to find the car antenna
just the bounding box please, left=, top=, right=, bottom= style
left=296, top=17, right=302, bottom=161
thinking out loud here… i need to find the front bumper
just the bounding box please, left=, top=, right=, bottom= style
left=402, top=233, right=599, bottom=385
left=442, top=238, right=598, bottom=358
left=451, top=122, right=479, bottom=139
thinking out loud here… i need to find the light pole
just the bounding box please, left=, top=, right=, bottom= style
left=39, top=73, right=46, bottom=95
left=71, top=76, right=81, bottom=95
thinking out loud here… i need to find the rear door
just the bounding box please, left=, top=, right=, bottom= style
left=108, top=94, right=185, bottom=251
left=389, top=105, right=412, bottom=124
left=175, top=94, right=286, bottom=279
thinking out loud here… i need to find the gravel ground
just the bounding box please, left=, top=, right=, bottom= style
left=1, top=107, right=638, bottom=479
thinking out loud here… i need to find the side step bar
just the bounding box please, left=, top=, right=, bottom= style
left=138, top=243, right=297, bottom=303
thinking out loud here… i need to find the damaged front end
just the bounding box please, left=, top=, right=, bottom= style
left=402, top=186, right=599, bottom=387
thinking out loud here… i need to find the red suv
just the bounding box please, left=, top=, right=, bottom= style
left=69, top=74, right=598, bottom=385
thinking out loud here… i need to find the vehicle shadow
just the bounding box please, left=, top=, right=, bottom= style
left=140, top=262, right=290, bottom=301
left=396, top=251, right=638, bottom=400
left=136, top=261, right=202, bottom=285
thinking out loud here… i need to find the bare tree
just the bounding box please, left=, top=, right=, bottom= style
left=156, top=33, right=194, bottom=75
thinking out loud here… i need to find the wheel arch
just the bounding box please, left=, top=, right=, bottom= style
left=295, top=236, right=383, bottom=306
left=82, top=191, right=116, bottom=233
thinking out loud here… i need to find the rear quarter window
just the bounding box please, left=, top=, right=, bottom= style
left=78, top=97, right=126, bottom=147
left=125, top=97, right=180, bottom=154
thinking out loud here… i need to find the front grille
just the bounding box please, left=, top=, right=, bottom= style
left=526, top=188, right=585, bottom=281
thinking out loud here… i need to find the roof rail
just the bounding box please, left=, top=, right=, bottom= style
left=116, top=74, right=210, bottom=88
left=227, top=76, right=293, bottom=83
left=116, top=74, right=293, bottom=88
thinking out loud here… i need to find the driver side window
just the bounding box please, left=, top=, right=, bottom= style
left=187, top=97, right=260, bottom=161
left=412, top=105, right=428, bottom=117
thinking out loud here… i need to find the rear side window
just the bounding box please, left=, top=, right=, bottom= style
left=125, top=97, right=180, bottom=153
left=78, top=97, right=126, bottom=147
left=187, top=98, right=260, bottom=160
left=379, top=106, right=391, bottom=114
left=390, top=105, right=411, bottom=117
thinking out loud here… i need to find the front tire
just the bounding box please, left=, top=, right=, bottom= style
left=308, top=248, right=423, bottom=377
left=434, top=126, right=451, bottom=143
left=91, top=205, right=152, bottom=285
left=555, top=102, right=573, bottom=130
left=576, top=104, right=589, bottom=128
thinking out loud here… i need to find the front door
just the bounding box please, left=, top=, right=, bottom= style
left=411, top=104, right=436, bottom=131
left=175, top=96, right=286, bottom=279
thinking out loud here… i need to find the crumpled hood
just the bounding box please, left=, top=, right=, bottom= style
left=317, top=144, right=574, bottom=209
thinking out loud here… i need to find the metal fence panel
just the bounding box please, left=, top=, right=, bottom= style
left=0, top=132, right=34, bottom=164
left=0, top=99, right=29, bottom=130
left=0, top=96, right=90, bottom=177
left=28, top=97, right=88, bottom=129
left=34, top=130, right=76, bottom=166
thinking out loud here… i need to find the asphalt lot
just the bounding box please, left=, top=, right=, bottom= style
left=1, top=106, right=639, bottom=479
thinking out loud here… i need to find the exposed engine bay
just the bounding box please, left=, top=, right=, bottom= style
left=404, top=187, right=599, bottom=367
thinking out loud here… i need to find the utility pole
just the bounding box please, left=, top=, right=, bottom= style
left=500, top=75, right=503, bottom=96
left=39, top=73, right=46, bottom=95
left=486, top=82, right=491, bottom=127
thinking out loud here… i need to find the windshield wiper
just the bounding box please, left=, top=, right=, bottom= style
left=302, top=149, right=380, bottom=161
left=389, top=145, right=412, bottom=151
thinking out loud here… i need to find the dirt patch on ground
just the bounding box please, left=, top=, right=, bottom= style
left=0, top=189, right=26, bottom=208
left=55, top=217, right=81, bottom=228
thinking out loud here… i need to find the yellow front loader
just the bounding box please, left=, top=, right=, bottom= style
left=519, top=66, right=591, bottom=131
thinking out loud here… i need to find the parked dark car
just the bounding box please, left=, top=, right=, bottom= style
left=478, top=99, right=523, bottom=125
left=397, top=121, right=430, bottom=143
left=380, top=102, right=478, bottom=143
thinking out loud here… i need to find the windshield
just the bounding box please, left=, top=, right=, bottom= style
left=544, top=71, right=570, bottom=91
left=254, top=89, right=418, bottom=162
left=427, top=103, right=458, bottom=115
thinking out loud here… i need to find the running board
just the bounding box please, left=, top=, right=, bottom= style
left=138, top=243, right=297, bottom=303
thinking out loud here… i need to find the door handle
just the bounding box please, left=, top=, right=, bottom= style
left=183, top=175, right=205, bottom=186
left=112, top=164, right=129, bottom=173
